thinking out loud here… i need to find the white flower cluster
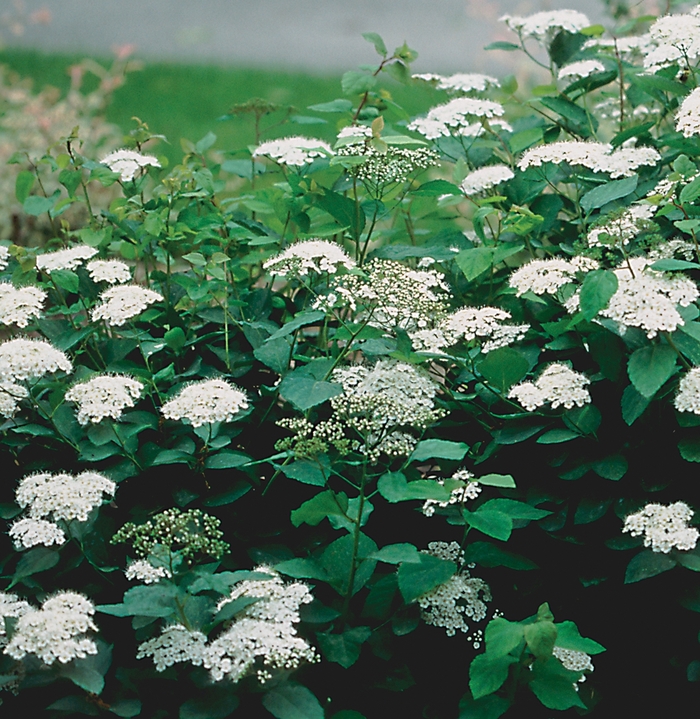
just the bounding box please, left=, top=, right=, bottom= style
left=0, top=592, right=32, bottom=648
left=336, top=144, right=438, bottom=185
left=509, top=256, right=598, bottom=297
left=644, top=8, right=700, bottom=72
left=331, top=360, right=444, bottom=460
left=101, top=149, right=161, bottom=181
left=15, top=470, right=116, bottom=524
left=676, top=87, right=700, bottom=138
left=423, top=469, right=482, bottom=517
left=553, top=646, right=594, bottom=679
left=35, top=245, right=98, bottom=274
left=586, top=204, right=655, bottom=248
left=408, top=97, right=505, bottom=140
left=0, top=246, right=9, bottom=271
left=500, top=10, right=590, bottom=46
left=263, top=239, right=355, bottom=278
left=558, top=60, right=606, bottom=81
left=86, top=259, right=131, bottom=284
left=125, top=559, right=172, bottom=584
left=584, top=256, right=699, bottom=338
left=417, top=542, right=491, bottom=636
left=0, top=338, right=72, bottom=383
left=509, top=363, right=591, bottom=411
left=318, top=258, right=451, bottom=332
left=411, top=306, right=528, bottom=355
left=0, top=381, right=27, bottom=418
left=253, top=136, right=333, bottom=166
left=137, top=568, right=318, bottom=684
left=336, top=125, right=373, bottom=144
left=518, top=141, right=660, bottom=179
left=4, top=592, right=98, bottom=665
left=623, top=501, right=699, bottom=553
left=91, top=285, right=163, bottom=326
left=65, top=374, right=144, bottom=424
left=675, top=368, right=700, bottom=414
left=460, top=165, right=514, bottom=195
left=9, top=518, right=66, bottom=549
left=412, top=72, right=500, bottom=94
left=0, top=283, right=46, bottom=327
left=648, top=238, right=696, bottom=262
left=161, top=378, right=249, bottom=427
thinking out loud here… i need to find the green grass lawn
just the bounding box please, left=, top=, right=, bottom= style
left=0, top=49, right=437, bottom=164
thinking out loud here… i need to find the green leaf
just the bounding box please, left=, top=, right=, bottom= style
left=308, top=99, right=353, bottom=113
left=630, top=72, right=690, bottom=97
left=538, top=95, right=596, bottom=137
left=60, top=663, right=105, bottom=695
left=282, top=458, right=328, bottom=486
left=398, top=553, right=457, bottom=603
left=411, top=179, right=463, bottom=196
left=455, top=247, right=494, bottom=281
left=164, top=327, right=186, bottom=352
left=275, top=558, right=329, bottom=581
left=463, top=542, right=538, bottom=570
left=480, top=499, right=551, bottom=520
left=15, top=170, right=35, bottom=204
left=204, top=451, right=251, bottom=470
left=469, top=653, right=518, bottom=700
left=410, top=439, right=469, bottom=462
left=529, top=659, right=587, bottom=710
left=477, top=347, right=530, bottom=393
left=650, top=259, right=700, bottom=271
left=11, top=547, right=60, bottom=584
left=621, top=383, right=651, bottom=425
left=377, top=471, right=451, bottom=503
left=579, top=269, right=618, bottom=320
left=485, top=617, right=525, bottom=658
left=592, top=455, right=628, bottom=480
left=97, top=584, right=179, bottom=618
left=320, top=532, right=377, bottom=595
left=509, top=128, right=543, bottom=154
left=524, top=621, right=557, bottom=658
left=628, top=344, right=677, bottom=398
left=580, top=176, right=638, bottom=212
left=263, top=684, right=324, bottom=719
left=315, top=189, right=365, bottom=240
left=554, top=621, right=606, bottom=654
left=464, top=508, right=513, bottom=541
left=268, top=310, right=326, bottom=340
left=279, top=371, right=343, bottom=411
left=624, top=549, right=676, bottom=583
left=476, top=474, right=516, bottom=488
left=342, top=70, right=378, bottom=96
left=458, top=695, right=511, bottom=719
left=51, top=269, right=80, bottom=294
left=537, top=429, right=580, bottom=444
left=484, top=41, right=521, bottom=51
left=290, top=490, right=348, bottom=527
left=194, top=131, right=217, bottom=154
left=369, top=543, right=422, bottom=564
left=362, top=31, right=387, bottom=56
left=680, top=175, right=700, bottom=204
left=254, top=336, right=291, bottom=375
left=23, top=194, right=56, bottom=216
left=316, top=626, right=371, bottom=668
left=679, top=438, right=700, bottom=462
left=110, top=699, right=142, bottom=717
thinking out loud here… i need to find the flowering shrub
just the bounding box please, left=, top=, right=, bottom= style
left=6, top=6, right=700, bottom=717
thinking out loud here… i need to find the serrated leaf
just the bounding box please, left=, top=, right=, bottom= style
left=342, top=70, right=377, bottom=96
left=469, top=653, right=518, bottom=700
left=290, top=491, right=348, bottom=527
left=316, top=626, right=371, bottom=668
left=485, top=617, right=525, bottom=658
left=279, top=373, right=343, bottom=411
left=579, top=269, right=618, bottom=320
left=628, top=344, right=677, bottom=398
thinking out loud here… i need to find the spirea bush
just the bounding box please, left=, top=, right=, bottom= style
left=6, top=6, right=700, bottom=717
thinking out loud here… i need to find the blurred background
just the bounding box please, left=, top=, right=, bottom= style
left=0, top=0, right=675, bottom=169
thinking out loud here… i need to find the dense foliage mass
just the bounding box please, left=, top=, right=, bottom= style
left=4, top=5, right=700, bottom=717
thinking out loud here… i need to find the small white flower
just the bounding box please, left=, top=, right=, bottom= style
left=91, top=285, right=163, bottom=326
left=623, top=501, right=699, bottom=553
left=86, top=259, right=131, bottom=284
left=677, top=87, right=700, bottom=138
left=553, top=646, right=594, bottom=679
left=675, top=368, right=700, bottom=414
left=125, top=560, right=172, bottom=584
left=0, top=338, right=72, bottom=383
left=0, top=246, right=10, bottom=271
left=509, top=363, right=591, bottom=411
left=161, top=378, right=249, bottom=427
left=4, top=591, right=98, bottom=665
left=0, top=283, right=45, bottom=327
left=9, top=517, right=66, bottom=549
left=408, top=97, right=505, bottom=139
left=101, top=149, right=161, bottom=181
left=137, top=624, right=207, bottom=671
left=0, top=381, right=28, bottom=418
left=65, top=374, right=143, bottom=424
left=413, top=72, right=500, bottom=94
left=558, top=60, right=606, bottom=81
left=36, top=245, right=98, bottom=274
left=460, top=165, right=514, bottom=195
left=253, top=136, right=333, bottom=166
left=509, top=257, right=597, bottom=297
left=263, top=240, right=355, bottom=277
left=500, top=10, right=590, bottom=46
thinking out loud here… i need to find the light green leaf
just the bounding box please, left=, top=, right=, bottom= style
left=279, top=372, right=343, bottom=411
left=484, top=617, right=525, bottom=658
left=410, top=439, right=469, bottom=462
left=580, top=176, right=638, bottom=212
left=290, top=491, right=348, bottom=527
left=369, top=543, right=422, bottom=564
left=579, top=269, right=618, bottom=320
left=469, top=653, right=518, bottom=700
left=476, top=474, right=516, bottom=488
left=377, top=471, right=451, bottom=503
left=628, top=344, right=677, bottom=398
left=529, top=659, right=587, bottom=710
left=15, top=170, right=35, bottom=204
left=554, top=621, right=606, bottom=654
left=464, top=508, right=513, bottom=541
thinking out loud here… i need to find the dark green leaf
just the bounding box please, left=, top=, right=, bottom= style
left=315, top=190, right=365, bottom=240
left=624, top=549, right=676, bottom=583
left=268, top=310, right=326, bottom=340
left=524, top=621, right=557, bottom=658
left=536, top=429, right=580, bottom=444
left=51, top=269, right=80, bottom=294
left=204, top=451, right=251, bottom=470
left=263, top=684, right=324, bottom=719
left=579, top=270, right=618, bottom=320
left=592, top=455, right=628, bottom=480
left=538, top=95, right=596, bottom=136
left=180, top=689, right=239, bottom=719
left=254, top=336, right=291, bottom=375
left=412, top=180, right=463, bottom=196
left=580, top=176, right=638, bottom=212
left=110, top=699, right=142, bottom=717
left=369, top=543, right=421, bottom=564
left=650, top=259, right=700, bottom=271
left=291, top=491, right=348, bottom=527
left=279, top=372, right=343, bottom=411
left=410, top=439, right=469, bottom=461
left=397, top=553, right=457, bottom=603
left=377, top=471, right=451, bottom=503
left=628, top=344, right=677, bottom=398
left=275, top=558, right=329, bottom=581
left=282, top=458, right=328, bottom=486
left=621, top=383, right=651, bottom=425
left=477, top=347, right=530, bottom=393
left=484, top=41, right=521, bottom=51
left=316, top=626, right=371, bottom=668
left=464, top=508, right=513, bottom=541
left=12, top=547, right=60, bottom=584
left=463, top=542, right=538, bottom=570
left=529, top=658, right=587, bottom=710
left=679, top=438, right=700, bottom=462
left=481, top=499, right=551, bottom=520
left=469, top=653, right=518, bottom=700
left=458, top=694, right=511, bottom=719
